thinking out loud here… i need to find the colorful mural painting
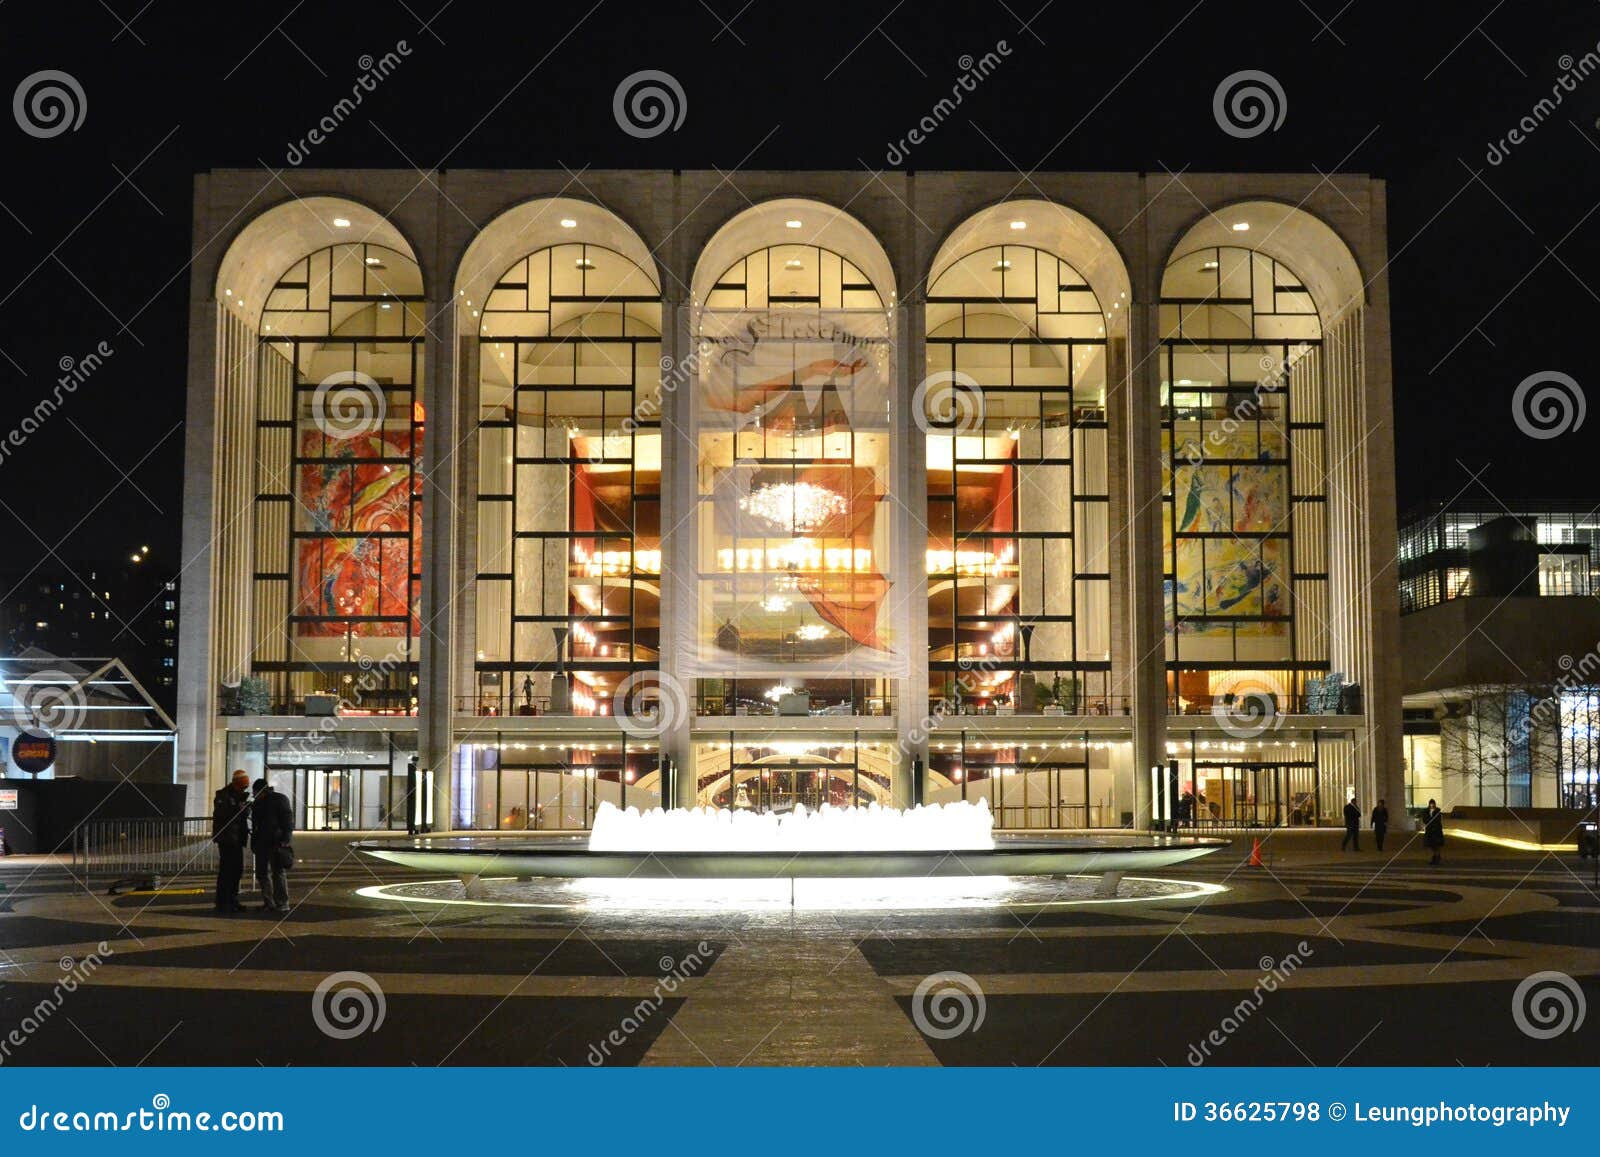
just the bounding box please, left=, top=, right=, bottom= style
left=1165, top=424, right=1287, bottom=636
left=294, top=426, right=421, bottom=637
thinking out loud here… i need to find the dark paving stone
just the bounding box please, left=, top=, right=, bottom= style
left=831, top=909, right=1162, bottom=934
left=109, top=899, right=372, bottom=923
left=1175, top=898, right=1421, bottom=918
left=1304, top=884, right=1460, bottom=903
left=858, top=931, right=1501, bottom=976
left=0, top=983, right=673, bottom=1066
left=0, top=916, right=194, bottom=950
left=1537, top=887, right=1600, bottom=909
left=1409, top=909, right=1600, bottom=949
left=102, top=934, right=727, bottom=976
left=901, top=975, right=1600, bottom=1066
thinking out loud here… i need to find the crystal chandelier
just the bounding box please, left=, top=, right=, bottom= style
left=739, top=481, right=847, bottom=532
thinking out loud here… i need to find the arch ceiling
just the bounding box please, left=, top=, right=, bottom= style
left=692, top=198, right=897, bottom=307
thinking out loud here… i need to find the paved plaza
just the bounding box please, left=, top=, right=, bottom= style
left=0, top=832, right=1596, bottom=1067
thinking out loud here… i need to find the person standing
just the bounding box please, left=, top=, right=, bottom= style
left=211, top=769, right=252, bottom=913
left=250, top=776, right=295, bottom=912
left=1423, top=798, right=1445, bottom=865
left=1371, top=799, right=1390, bottom=852
left=1341, top=796, right=1361, bottom=851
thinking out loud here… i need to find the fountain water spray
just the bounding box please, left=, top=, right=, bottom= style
left=588, top=798, right=995, bottom=853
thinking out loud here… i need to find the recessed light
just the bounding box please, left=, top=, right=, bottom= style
left=332, top=217, right=351, bottom=228
left=993, top=259, right=1012, bottom=271
left=379, top=303, right=392, bottom=310
left=365, top=256, right=382, bottom=266
left=1201, top=260, right=1219, bottom=271
left=575, top=258, right=595, bottom=269
left=1231, top=222, right=1250, bottom=232
left=1009, top=219, right=1026, bottom=230
left=559, top=218, right=577, bottom=228
left=224, top=289, right=231, bottom=296
left=784, top=259, right=803, bottom=270
left=784, top=219, right=802, bottom=229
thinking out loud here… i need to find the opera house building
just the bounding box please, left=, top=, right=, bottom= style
left=177, top=169, right=1401, bottom=834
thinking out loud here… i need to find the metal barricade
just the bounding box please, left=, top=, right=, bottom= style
left=73, top=817, right=218, bottom=880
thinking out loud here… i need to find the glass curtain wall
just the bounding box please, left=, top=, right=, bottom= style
left=472, top=244, right=662, bottom=718
left=690, top=245, right=896, bottom=718
left=1159, top=246, right=1327, bottom=717
left=924, top=245, right=1112, bottom=717
left=252, top=243, right=425, bottom=713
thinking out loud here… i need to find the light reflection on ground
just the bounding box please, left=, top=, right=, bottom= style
left=356, top=874, right=1227, bottom=912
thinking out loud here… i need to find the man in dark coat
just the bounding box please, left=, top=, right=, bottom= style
left=250, top=776, right=295, bottom=912
left=1423, top=798, right=1445, bottom=865
left=211, top=769, right=252, bottom=912
left=1341, top=796, right=1361, bottom=851
left=1371, top=799, right=1390, bottom=852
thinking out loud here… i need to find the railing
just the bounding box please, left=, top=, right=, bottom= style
left=73, top=817, right=218, bottom=878
left=928, top=694, right=1132, bottom=717
left=696, top=691, right=896, bottom=718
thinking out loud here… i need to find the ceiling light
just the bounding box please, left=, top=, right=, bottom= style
left=993, top=259, right=1012, bottom=271
left=1201, top=260, right=1218, bottom=271
left=1008, top=219, right=1026, bottom=230
left=784, top=219, right=803, bottom=229
left=559, top=218, right=577, bottom=228
left=739, top=481, right=847, bottom=533
left=332, top=217, right=351, bottom=228
left=784, top=258, right=803, bottom=270
left=365, top=257, right=383, bottom=266
left=576, top=258, right=595, bottom=269
left=1231, top=222, right=1250, bottom=232
left=379, top=303, right=392, bottom=310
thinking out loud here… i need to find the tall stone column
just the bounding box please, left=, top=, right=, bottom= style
left=1123, top=303, right=1167, bottom=829
left=894, top=299, right=928, bottom=808
left=659, top=293, right=696, bottom=807
left=421, top=295, right=459, bottom=831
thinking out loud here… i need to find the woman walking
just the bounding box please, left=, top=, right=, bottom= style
left=1423, top=798, right=1444, bottom=865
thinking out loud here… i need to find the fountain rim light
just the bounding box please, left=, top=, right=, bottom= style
left=355, top=874, right=1230, bottom=912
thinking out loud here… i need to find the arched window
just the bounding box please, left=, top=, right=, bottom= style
left=924, top=244, right=1112, bottom=718
left=251, top=241, right=426, bottom=714
left=1159, top=244, right=1326, bottom=713
left=470, top=243, right=663, bottom=719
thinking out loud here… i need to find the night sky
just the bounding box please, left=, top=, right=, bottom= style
left=1, top=0, right=1596, bottom=568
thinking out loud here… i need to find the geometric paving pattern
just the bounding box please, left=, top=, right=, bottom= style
left=1, top=840, right=1597, bottom=1066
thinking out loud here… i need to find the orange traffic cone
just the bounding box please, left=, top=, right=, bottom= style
left=1249, top=838, right=1264, bottom=868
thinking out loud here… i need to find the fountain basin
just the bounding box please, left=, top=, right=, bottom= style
left=355, top=833, right=1227, bottom=880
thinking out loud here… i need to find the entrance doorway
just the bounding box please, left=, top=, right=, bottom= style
left=275, top=765, right=431, bottom=831
left=1188, top=762, right=1319, bottom=827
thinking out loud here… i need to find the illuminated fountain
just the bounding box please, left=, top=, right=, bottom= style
left=358, top=794, right=1225, bottom=896
left=588, top=799, right=994, bottom=853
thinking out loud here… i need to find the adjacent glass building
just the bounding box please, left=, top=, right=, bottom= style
left=179, top=171, right=1401, bottom=832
